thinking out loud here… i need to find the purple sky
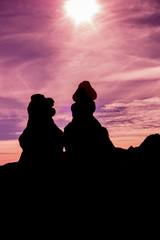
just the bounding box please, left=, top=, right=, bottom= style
left=0, top=0, right=160, bottom=163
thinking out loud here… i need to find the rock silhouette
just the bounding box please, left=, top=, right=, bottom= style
left=64, top=81, right=115, bottom=153
left=18, top=94, right=63, bottom=165
left=136, top=133, right=160, bottom=155
left=0, top=87, right=159, bottom=197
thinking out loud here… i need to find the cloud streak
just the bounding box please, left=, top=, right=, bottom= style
left=96, top=97, right=160, bottom=148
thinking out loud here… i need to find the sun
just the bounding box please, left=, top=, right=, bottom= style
left=65, top=0, right=100, bottom=24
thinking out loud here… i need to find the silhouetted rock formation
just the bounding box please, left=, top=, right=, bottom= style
left=0, top=88, right=159, bottom=197
left=18, top=94, right=63, bottom=165
left=127, top=133, right=160, bottom=162
left=137, top=133, right=160, bottom=155
left=0, top=132, right=160, bottom=198
left=126, top=133, right=160, bottom=187
left=64, top=81, right=115, bottom=153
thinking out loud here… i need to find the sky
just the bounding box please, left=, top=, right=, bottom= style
left=0, top=0, right=160, bottom=165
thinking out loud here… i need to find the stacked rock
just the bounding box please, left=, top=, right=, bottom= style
left=19, top=94, right=63, bottom=164
left=64, top=81, right=114, bottom=153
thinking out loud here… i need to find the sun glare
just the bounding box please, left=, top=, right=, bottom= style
left=65, top=0, right=100, bottom=24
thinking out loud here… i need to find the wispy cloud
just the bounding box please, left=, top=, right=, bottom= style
left=96, top=97, right=160, bottom=148
left=0, top=0, right=160, bottom=162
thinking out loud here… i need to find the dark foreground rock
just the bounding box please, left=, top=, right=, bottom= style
left=0, top=134, right=159, bottom=200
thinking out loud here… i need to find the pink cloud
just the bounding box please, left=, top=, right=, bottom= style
left=96, top=97, right=160, bottom=148
left=0, top=0, right=160, bottom=164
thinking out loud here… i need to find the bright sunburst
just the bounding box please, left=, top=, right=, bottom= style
left=65, top=0, right=100, bottom=24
